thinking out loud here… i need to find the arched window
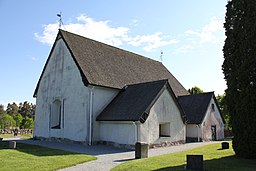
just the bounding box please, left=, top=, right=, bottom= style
left=51, top=99, right=61, bottom=129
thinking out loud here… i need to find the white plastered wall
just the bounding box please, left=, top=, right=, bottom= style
left=91, top=86, right=119, bottom=142
left=201, top=98, right=225, bottom=140
left=99, top=121, right=136, bottom=145
left=138, top=88, right=186, bottom=144
left=186, top=124, right=202, bottom=139
left=34, top=38, right=119, bottom=143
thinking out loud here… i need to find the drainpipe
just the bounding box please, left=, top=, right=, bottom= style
left=196, top=124, right=200, bottom=142
left=133, top=121, right=137, bottom=143
left=88, top=86, right=94, bottom=146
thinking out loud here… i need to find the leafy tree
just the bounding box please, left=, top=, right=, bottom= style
left=6, top=102, right=19, bottom=116
left=19, top=101, right=35, bottom=118
left=0, top=114, right=16, bottom=129
left=216, top=93, right=231, bottom=130
left=188, top=86, right=204, bottom=95
left=223, top=0, right=256, bottom=158
left=0, top=104, right=5, bottom=116
left=21, top=116, right=34, bottom=129
left=13, top=113, right=23, bottom=128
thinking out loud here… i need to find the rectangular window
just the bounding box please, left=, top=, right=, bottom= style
left=159, top=123, right=170, bottom=137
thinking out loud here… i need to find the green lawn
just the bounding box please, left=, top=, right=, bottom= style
left=0, top=133, right=33, bottom=139
left=112, top=142, right=256, bottom=171
left=0, top=141, right=96, bottom=171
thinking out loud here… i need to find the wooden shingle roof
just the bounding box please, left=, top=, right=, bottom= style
left=34, top=30, right=189, bottom=97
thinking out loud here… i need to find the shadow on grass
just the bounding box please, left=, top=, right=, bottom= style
left=0, top=141, right=82, bottom=157
left=152, top=155, right=256, bottom=171
left=17, top=139, right=133, bottom=155
left=1, top=139, right=133, bottom=156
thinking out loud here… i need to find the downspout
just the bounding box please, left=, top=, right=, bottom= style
left=133, top=121, right=138, bottom=143
left=196, top=124, right=200, bottom=142
left=88, top=86, right=94, bottom=146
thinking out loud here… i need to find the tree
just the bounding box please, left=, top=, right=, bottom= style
left=21, top=117, right=34, bottom=129
left=0, top=104, right=5, bottom=116
left=13, top=113, right=23, bottom=128
left=216, top=93, right=231, bottom=130
left=0, top=114, right=16, bottom=129
left=223, top=0, right=256, bottom=158
left=6, top=102, right=19, bottom=116
left=188, top=86, right=204, bottom=95
left=19, top=101, right=35, bottom=118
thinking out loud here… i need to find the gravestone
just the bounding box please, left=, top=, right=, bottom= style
left=9, top=141, right=16, bottom=149
left=187, top=155, right=203, bottom=170
left=0, top=138, right=3, bottom=148
left=135, top=142, right=148, bottom=159
left=222, top=142, right=229, bottom=149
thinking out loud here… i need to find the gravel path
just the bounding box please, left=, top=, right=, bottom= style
left=8, top=139, right=219, bottom=171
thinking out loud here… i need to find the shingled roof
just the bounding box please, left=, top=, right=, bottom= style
left=96, top=80, right=186, bottom=123
left=178, top=92, right=224, bottom=124
left=33, top=30, right=189, bottom=97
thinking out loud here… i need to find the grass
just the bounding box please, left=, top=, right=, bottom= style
left=0, top=141, right=96, bottom=171
left=112, top=142, right=256, bottom=171
left=0, top=133, right=33, bottom=139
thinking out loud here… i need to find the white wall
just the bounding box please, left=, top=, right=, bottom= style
left=186, top=124, right=202, bottom=139
left=99, top=121, right=136, bottom=145
left=201, top=98, right=225, bottom=140
left=34, top=38, right=90, bottom=141
left=138, top=88, right=186, bottom=144
left=91, top=86, right=119, bottom=141
left=34, top=38, right=119, bottom=143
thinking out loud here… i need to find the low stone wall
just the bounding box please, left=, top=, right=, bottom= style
left=0, top=129, right=33, bottom=134
left=33, top=136, right=88, bottom=146
left=33, top=136, right=186, bottom=150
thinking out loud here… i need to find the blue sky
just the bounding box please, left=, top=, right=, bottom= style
left=0, top=0, right=227, bottom=107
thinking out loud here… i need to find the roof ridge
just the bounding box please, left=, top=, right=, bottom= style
left=60, top=29, right=162, bottom=64
left=179, top=91, right=214, bottom=98
left=125, top=79, right=168, bottom=87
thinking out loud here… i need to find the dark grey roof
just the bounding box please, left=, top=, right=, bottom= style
left=97, top=80, right=186, bottom=123
left=33, top=30, right=189, bottom=97
left=178, top=92, right=224, bottom=124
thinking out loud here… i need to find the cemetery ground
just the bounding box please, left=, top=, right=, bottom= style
left=112, top=142, right=256, bottom=171
left=0, top=141, right=96, bottom=171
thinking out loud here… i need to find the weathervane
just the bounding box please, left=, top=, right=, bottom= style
left=57, top=12, right=64, bottom=29
left=160, top=51, right=164, bottom=63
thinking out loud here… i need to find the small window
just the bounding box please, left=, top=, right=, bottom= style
left=211, top=103, right=215, bottom=111
left=159, top=123, right=170, bottom=137
left=51, top=100, right=61, bottom=129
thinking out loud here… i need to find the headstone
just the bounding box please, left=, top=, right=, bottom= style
left=187, top=155, right=203, bottom=170
left=0, top=138, right=3, bottom=148
left=9, top=141, right=16, bottom=149
left=222, top=142, right=229, bottom=149
left=135, top=142, right=148, bottom=159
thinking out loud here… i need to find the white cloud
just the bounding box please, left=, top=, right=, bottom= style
left=34, top=14, right=177, bottom=52
left=34, top=23, right=59, bottom=45
left=127, top=32, right=178, bottom=52
left=185, top=17, right=224, bottom=44
left=173, top=17, right=225, bottom=54
left=174, top=44, right=194, bottom=54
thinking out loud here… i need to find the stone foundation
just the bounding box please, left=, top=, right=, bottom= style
left=34, top=136, right=186, bottom=150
